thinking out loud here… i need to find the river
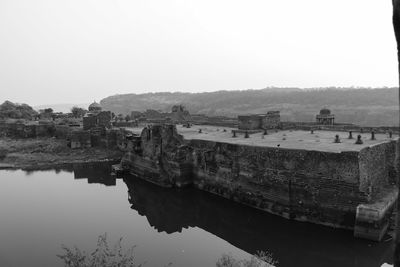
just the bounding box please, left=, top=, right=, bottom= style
left=0, top=163, right=394, bottom=267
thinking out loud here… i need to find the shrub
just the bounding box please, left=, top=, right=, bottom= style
left=216, top=251, right=278, bottom=267
left=57, top=233, right=142, bottom=267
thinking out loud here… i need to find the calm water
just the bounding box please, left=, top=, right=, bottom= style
left=0, top=164, right=394, bottom=267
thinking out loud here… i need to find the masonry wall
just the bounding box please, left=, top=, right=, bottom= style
left=186, top=140, right=364, bottom=228
left=238, top=115, right=261, bottom=130
left=358, top=140, right=397, bottom=198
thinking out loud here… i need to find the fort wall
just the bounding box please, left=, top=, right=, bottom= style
left=119, top=124, right=398, bottom=240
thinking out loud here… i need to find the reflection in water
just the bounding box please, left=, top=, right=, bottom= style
left=73, top=163, right=116, bottom=186
left=0, top=164, right=392, bottom=267
left=123, top=175, right=394, bottom=267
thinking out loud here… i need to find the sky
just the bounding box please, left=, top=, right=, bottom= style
left=0, top=0, right=398, bottom=105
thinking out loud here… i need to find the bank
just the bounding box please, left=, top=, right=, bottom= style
left=0, top=137, right=122, bottom=171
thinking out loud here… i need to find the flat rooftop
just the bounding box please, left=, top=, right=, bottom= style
left=177, top=125, right=395, bottom=153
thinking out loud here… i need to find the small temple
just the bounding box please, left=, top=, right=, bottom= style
left=316, top=108, right=335, bottom=125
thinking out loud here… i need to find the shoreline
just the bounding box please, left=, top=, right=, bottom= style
left=0, top=137, right=123, bottom=171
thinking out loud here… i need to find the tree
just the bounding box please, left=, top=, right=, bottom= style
left=392, top=1, right=400, bottom=266
left=125, top=115, right=131, bottom=122
left=71, top=106, right=87, bottom=118
left=0, top=100, right=38, bottom=120
left=44, top=108, right=53, bottom=114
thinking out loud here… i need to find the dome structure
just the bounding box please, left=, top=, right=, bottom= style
left=319, top=108, right=331, bottom=115
left=88, top=101, right=102, bottom=112
left=316, top=107, right=334, bottom=125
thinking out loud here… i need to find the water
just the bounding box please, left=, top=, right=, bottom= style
left=0, top=164, right=394, bottom=267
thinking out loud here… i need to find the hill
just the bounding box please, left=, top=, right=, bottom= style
left=100, top=87, right=399, bottom=126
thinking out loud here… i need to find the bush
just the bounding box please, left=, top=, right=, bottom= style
left=57, top=233, right=142, bottom=267
left=58, top=234, right=277, bottom=267
left=216, top=251, right=278, bottom=267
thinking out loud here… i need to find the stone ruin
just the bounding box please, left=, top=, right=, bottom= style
left=83, top=101, right=112, bottom=131
left=316, top=108, right=335, bottom=125
left=238, top=111, right=281, bottom=130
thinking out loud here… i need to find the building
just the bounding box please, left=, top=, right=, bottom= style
left=83, top=101, right=111, bottom=130
left=238, top=111, right=280, bottom=130
left=316, top=108, right=335, bottom=125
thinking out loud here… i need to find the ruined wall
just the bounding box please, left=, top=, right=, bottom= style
left=186, top=140, right=363, bottom=228
left=0, top=122, right=56, bottom=138
left=83, top=115, right=97, bottom=130
left=262, top=111, right=281, bottom=129
left=358, top=140, right=397, bottom=198
left=121, top=125, right=397, bottom=233
left=97, top=111, right=112, bottom=128
left=67, top=130, right=91, bottom=149
left=238, top=115, right=261, bottom=130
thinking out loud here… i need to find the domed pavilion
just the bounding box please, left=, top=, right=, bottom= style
left=316, top=108, right=335, bottom=125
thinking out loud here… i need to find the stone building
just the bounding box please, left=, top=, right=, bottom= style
left=67, top=130, right=91, bottom=149
left=238, top=111, right=280, bottom=130
left=316, top=108, right=335, bottom=125
left=170, top=105, right=192, bottom=123
left=83, top=101, right=111, bottom=130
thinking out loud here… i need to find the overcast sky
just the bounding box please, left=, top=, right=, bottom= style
left=0, top=0, right=398, bottom=105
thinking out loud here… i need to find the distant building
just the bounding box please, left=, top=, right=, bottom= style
left=316, top=108, right=335, bottom=125
left=83, top=101, right=111, bottom=130
left=170, top=105, right=191, bottom=123
left=238, top=111, right=280, bottom=130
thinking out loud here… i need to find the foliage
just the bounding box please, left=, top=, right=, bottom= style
left=71, top=106, right=87, bottom=118
left=0, top=100, right=38, bottom=120
left=58, top=234, right=277, bottom=267
left=216, top=251, right=278, bottom=267
left=57, top=233, right=142, bottom=267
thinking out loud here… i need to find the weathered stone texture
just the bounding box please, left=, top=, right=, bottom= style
left=120, top=124, right=398, bottom=240
left=359, top=140, right=398, bottom=198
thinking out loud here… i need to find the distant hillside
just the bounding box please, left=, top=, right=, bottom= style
left=100, top=87, right=399, bottom=126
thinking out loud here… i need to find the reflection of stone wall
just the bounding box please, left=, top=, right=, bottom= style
left=125, top=176, right=391, bottom=267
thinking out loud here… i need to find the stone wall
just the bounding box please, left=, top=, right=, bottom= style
left=83, top=115, right=97, bottom=130
left=187, top=140, right=364, bottom=228
left=238, top=115, right=261, bottom=130
left=67, top=130, right=91, bottom=149
left=120, top=124, right=398, bottom=240
left=358, top=140, right=398, bottom=198
left=0, top=121, right=56, bottom=138
left=262, top=111, right=281, bottom=129
left=97, top=111, right=112, bottom=128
